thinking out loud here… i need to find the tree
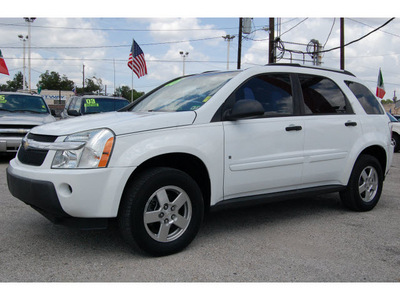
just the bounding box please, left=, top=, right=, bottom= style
left=0, top=72, right=23, bottom=91
left=37, top=70, right=74, bottom=90
left=76, top=77, right=104, bottom=95
left=381, top=99, right=394, bottom=104
left=114, top=85, right=144, bottom=102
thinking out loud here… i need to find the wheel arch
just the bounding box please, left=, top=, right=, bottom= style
left=358, top=145, right=387, bottom=178
left=120, top=153, right=211, bottom=214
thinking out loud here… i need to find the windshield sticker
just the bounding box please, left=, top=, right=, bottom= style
left=0, top=95, right=6, bottom=104
left=190, top=105, right=201, bottom=110
left=202, top=96, right=211, bottom=103
left=84, top=98, right=99, bottom=107
left=165, top=79, right=182, bottom=87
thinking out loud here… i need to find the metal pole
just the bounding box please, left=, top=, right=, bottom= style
left=82, top=63, right=85, bottom=91
left=268, top=18, right=275, bottom=64
left=223, top=35, right=235, bottom=70
left=18, top=35, right=27, bottom=90
left=23, top=38, right=26, bottom=90
left=180, top=51, right=189, bottom=76
left=340, top=18, right=345, bottom=70
left=24, top=18, right=36, bottom=92
left=237, top=18, right=243, bottom=69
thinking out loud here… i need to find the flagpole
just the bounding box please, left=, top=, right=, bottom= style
left=131, top=70, right=133, bottom=102
left=131, top=38, right=134, bottom=102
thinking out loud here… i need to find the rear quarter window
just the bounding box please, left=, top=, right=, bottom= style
left=345, top=81, right=384, bottom=115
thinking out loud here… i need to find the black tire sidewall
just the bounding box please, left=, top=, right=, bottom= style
left=342, top=155, right=383, bottom=212
left=119, top=167, right=204, bottom=256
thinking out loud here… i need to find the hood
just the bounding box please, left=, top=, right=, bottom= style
left=30, top=111, right=197, bottom=136
left=0, top=111, right=55, bottom=125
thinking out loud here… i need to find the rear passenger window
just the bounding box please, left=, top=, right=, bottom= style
left=232, top=73, right=293, bottom=116
left=345, top=81, right=384, bottom=114
left=299, top=74, right=350, bottom=114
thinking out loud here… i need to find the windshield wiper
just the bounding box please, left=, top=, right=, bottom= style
left=0, top=108, right=13, bottom=112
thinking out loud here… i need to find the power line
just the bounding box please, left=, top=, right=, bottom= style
left=0, top=22, right=236, bottom=32
left=323, top=18, right=336, bottom=48
left=319, top=18, right=395, bottom=54
left=280, top=18, right=308, bottom=37
left=277, top=18, right=395, bottom=59
left=1, top=36, right=224, bottom=50
left=347, top=18, right=400, bottom=39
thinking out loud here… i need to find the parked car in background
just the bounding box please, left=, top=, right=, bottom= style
left=7, top=64, right=394, bottom=256
left=60, top=95, right=129, bottom=119
left=60, top=95, right=78, bottom=119
left=0, top=92, right=56, bottom=153
left=387, top=112, right=400, bottom=152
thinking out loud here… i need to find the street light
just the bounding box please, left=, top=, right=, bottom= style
left=222, top=35, right=235, bottom=70
left=179, top=51, right=189, bottom=76
left=18, top=34, right=28, bottom=91
left=24, top=17, right=36, bottom=93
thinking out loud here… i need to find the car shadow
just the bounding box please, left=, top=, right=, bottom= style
left=0, top=153, right=16, bottom=164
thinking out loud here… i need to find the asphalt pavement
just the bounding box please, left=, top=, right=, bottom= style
left=0, top=152, right=399, bottom=282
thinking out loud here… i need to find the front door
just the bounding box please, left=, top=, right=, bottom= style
left=222, top=73, right=305, bottom=200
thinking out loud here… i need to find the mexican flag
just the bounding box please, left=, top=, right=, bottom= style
left=376, top=68, right=386, bottom=99
left=0, top=49, right=9, bottom=75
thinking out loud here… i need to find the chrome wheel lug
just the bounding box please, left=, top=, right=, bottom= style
left=159, top=212, right=164, bottom=218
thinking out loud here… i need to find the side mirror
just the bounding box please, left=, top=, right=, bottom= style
left=224, top=100, right=264, bottom=121
left=67, top=109, right=80, bottom=116
left=51, top=109, right=56, bottom=117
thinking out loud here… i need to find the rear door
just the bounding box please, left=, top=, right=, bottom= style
left=297, top=74, right=362, bottom=186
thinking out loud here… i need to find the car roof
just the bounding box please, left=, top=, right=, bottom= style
left=0, top=91, right=45, bottom=98
left=79, top=95, right=128, bottom=101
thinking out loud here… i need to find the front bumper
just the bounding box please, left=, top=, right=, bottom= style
left=7, top=168, right=108, bottom=229
left=7, top=157, right=136, bottom=228
left=0, top=137, right=22, bottom=152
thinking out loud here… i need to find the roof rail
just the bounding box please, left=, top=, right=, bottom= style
left=266, top=63, right=355, bottom=77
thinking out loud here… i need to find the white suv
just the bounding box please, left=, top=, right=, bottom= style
left=7, top=64, right=394, bottom=256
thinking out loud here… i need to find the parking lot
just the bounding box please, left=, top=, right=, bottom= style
left=0, top=153, right=400, bottom=282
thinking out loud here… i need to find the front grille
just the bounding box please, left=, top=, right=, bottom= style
left=0, top=124, right=34, bottom=138
left=17, top=133, right=58, bottom=166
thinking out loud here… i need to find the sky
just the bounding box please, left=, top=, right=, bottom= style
left=1, top=1, right=400, bottom=100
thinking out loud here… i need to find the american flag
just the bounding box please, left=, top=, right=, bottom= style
left=128, top=39, right=147, bottom=78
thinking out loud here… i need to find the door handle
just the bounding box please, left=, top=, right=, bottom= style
left=285, top=125, right=302, bottom=131
left=345, top=121, right=357, bottom=127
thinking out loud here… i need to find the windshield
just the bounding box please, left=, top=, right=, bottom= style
left=80, top=97, right=130, bottom=114
left=130, top=71, right=239, bottom=112
left=0, top=94, right=49, bottom=114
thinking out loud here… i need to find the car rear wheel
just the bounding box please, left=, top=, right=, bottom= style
left=118, top=167, right=204, bottom=256
left=340, top=155, right=383, bottom=212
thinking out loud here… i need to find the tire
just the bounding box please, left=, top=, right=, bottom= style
left=340, top=155, right=383, bottom=212
left=393, top=134, right=400, bottom=152
left=118, top=167, right=204, bottom=256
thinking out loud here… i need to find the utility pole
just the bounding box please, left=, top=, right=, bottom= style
left=340, top=18, right=345, bottom=70
left=222, top=35, right=235, bottom=70
left=237, top=18, right=243, bottom=69
left=268, top=18, right=275, bottom=64
left=82, top=63, right=85, bottom=91
left=24, top=17, right=35, bottom=93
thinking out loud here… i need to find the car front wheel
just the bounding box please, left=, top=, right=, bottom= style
left=118, top=167, right=204, bottom=256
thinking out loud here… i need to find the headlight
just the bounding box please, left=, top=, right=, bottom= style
left=52, top=129, right=115, bottom=169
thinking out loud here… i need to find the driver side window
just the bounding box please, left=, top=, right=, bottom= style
left=232, top=73, right=294, bottom=116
